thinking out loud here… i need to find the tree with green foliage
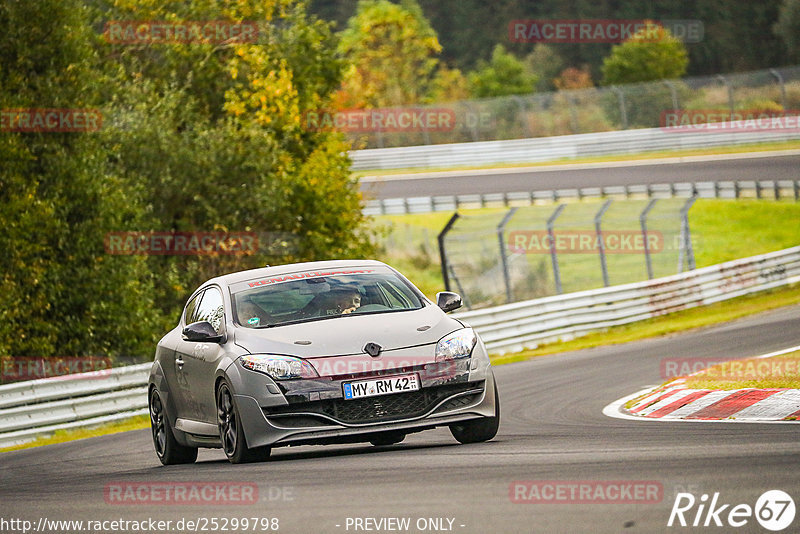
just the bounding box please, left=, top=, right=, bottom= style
left=312, top=0, right=793, bottom=80
left=775, top=0, right=800, bottom=60
left=0, top=0, right=160, bottom=359
left=0, top=0, right=377, bottom=362
left=336, top=0, right=442, bottom=107
left=600, top=24, right=690, bottom=129
left=601, top=23, right=689, bottom=85
left=525, top=44, right=564, bottom=92
left=468, top=44, right=537, bottom=98
left=96, top=0, right=377, bottom=323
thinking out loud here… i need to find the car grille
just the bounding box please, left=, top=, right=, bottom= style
left=264, top=382, right=483, bottom=424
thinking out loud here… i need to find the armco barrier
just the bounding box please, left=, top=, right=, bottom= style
left=364, top=179, right=800, bottom=215
left=350, top=119, right=800, bottom=171
left=454, top=245, right=800, bottom=354
left=1, top=246, right=798, bottom=447
left=0, top=363, right=151, bottom=448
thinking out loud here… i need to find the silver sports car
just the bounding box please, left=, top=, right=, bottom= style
left=148, top=259, right=499, bottom=464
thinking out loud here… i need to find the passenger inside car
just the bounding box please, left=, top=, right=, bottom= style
left=236, top=297, right=272, bottom=327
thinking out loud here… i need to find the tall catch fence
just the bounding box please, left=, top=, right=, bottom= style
left=344, top=66, right=800, bottom=149
left=439, top=197, right=696, bottom=309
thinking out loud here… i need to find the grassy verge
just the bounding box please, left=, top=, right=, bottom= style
left=353, top=140, right=800, bottom=178
left=683, top=351, right=800, bottom=390
left=490, top=283, right=800, bottom=365
left=373, top=199, right=800, bottom=299
left=0, top=414, right=149, bottom=453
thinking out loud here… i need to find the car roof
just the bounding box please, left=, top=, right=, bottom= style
left=205, top=259, right=392, bottom=290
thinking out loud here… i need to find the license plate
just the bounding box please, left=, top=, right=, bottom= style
left=342, top=374, right=420, bottom=400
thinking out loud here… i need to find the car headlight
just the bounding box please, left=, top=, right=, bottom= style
left=240, top=355, right=319, bottom=380
left=435, top=328, right=477, bottom=362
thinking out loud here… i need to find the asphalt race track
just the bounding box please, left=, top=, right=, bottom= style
left=2, top=305, right=799, bottom=533
left=360, top=152, right=800, bottom=200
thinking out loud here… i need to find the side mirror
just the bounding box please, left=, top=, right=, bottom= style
left=182, top=321, right=223, bottom=342
left=435, top=291, right=462, bottom=313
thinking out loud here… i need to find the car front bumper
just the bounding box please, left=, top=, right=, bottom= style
left=235, top=370, right=497, bottom=448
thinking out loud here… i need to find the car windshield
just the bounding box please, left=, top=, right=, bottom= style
left=231, top=269, right=424, bottom=328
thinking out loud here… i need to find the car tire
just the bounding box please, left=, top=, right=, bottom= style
left=149, top=388, right=198, bottom=465
left=449, top=377, right=500, bottom=444
left=369, top=432, right=406, bottom=446
left=217, top=382, right=271, bottom=464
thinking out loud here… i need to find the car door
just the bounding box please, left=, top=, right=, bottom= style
left=174, top=285, right=227, bottom=425
left=168, top=289, right=205, bottom=422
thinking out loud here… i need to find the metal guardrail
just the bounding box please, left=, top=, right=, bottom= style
left=364, top=179, right=800, bottom=216
left=1, top=246, right=798, bottom=447
left=454, top=246, right=800, bottom=354
left=0, top=363, right=150, bottom=448
left=350, top=118, right=800, bottom=171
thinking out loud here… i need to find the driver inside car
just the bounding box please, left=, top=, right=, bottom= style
left=330, top=287, right=362, bottom=315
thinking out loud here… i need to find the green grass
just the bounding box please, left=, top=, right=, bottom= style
left=690, top=199, right=800, bottom=268
left=0, top=414, right=149, bottom=453
left=353, top=140, right=800, bottom=178
left=491, top=283, right=800, bottom=365
left=683, top=351, right=800, bottom=390
left=373, top=199, right=800, bottom=299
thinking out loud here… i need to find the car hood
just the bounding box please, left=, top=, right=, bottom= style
left=232, top=305, right=461, bottom=358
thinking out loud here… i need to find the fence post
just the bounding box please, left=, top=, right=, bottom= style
left=770, top=69, right=788, bottom=111
left=437, top=212, right=460, bottom=292
left=547, top=204, right=566, bottom=294
left=611, top=86, right=628, bottom=129
left=512, top=95, right=531, bottom=138
left=716, top=74, right=735, bottom=120
left=678, top=196, right=697, bottom=272
left=567, top=94, right=580, bottom=134
left=447, top=264, right=471, bottom=310
left=419, top=105, right=431, bottom=145
left=497, top=208, right=518, bottom=303
left=595, top=199, right=613, bottom=287
left=464, top=101, right=480, bottom=142
left=375, top=128, right=385, bottom=149
left=663, top=80, right=679, bottom=111
left=640, top=199, right=658, bottom=280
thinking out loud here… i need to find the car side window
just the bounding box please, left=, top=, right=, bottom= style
left=183, top=291, right=203, bottom=325
left=195, top=287, right=225, bottom=334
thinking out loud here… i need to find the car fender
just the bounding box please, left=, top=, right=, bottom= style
left=148, top=359, right=192, bottom=446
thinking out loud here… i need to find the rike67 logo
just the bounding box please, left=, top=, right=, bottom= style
left=668, top=490, right=795, bottom=531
